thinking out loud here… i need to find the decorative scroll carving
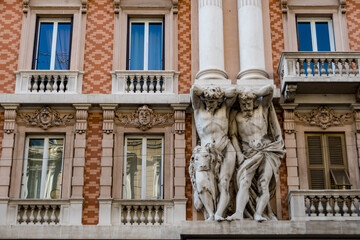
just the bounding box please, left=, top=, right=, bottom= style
left=172, top=0, right=178, bottom=14
left=74, top=104, right=90, bottom=134
left=283, top=109, right=295, bottom=134
left=284, top=84, right=297, bottom=103
left=114, top=0, right=120, bottom=14
left=281, top=0, right=288, bottom=13
left=2, top=104, right=19, bottom=134
left=23, top=0, right=30, bottom=14
left=81, top=0, right=88, bottom=14
left=116, top=105, right=174, bottom=131
left=295, top=106, right=352, bottom=129
left=101, top=104, right=117, bottom=134
left=340, top=0, right=346, bottom=14
left=174, top=110, right=186, bottom=134
left=354, top=110, right=360, bottom=132
left=18, top=106, right=73, bottom=130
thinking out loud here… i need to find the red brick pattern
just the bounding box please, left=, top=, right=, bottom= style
left=82, top=113, right=103, bottom=225
left=178, top=0, right=192, bottom=94
left=347, top=0, right=360, bottom=51
left=82, top=0, right=113, bottom=94
left=185, top=113, right=193, bottom=220
left=268, top=0, right=285, bottom=88
left=0, top=0, right=22, bottom=93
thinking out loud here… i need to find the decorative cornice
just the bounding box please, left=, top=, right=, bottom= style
left=284, top=84, right=297, bottom=103
left=81, top=0, right=88, bottom=14
left=23, top=0, right=30, bottom=14
left=295, top=106, right=352, bottom=129
left=101, top=104, right=117, bottom=134
left=18, top=106, right=74, bottom=130
left=2, top=104, right=19, bottom=134
left=114, top=0, right=120, bottom=14
left=116, top=105, right=174, bottom=131
left=73, top=104, right=91, bottom=134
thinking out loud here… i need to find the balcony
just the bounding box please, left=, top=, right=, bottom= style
left=287, top=190, right=360, bottom=221
left=278, top=52, right=360, bottom=101
left=15, top=70, right=84, bottom=94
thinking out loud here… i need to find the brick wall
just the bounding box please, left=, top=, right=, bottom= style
left=178, top=0, right=192, bottom=94
left=82, top=0, right=113, bottom=94
left=185, top=113, right=193, bottom=220
left=82, top=112, right=103, bottom=225
left=268, top=0, right=285, bottom=88
left=0, top=0, right=22, bottom=93
left=347, top=0, right=360, bottom=51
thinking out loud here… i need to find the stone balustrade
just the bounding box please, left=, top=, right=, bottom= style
left=15, top=70, right=84, bottom=94
left=111, top=71, right=179, bottom=94
left=288, top=190, right=360, bottom=221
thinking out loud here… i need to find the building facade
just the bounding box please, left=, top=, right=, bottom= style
left=0, top=0, right=359, bottom=239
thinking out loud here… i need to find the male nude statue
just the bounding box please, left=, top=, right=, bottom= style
left=191, top=84, right=237, bottom=221
left=227, top=85, right=285, bottom=221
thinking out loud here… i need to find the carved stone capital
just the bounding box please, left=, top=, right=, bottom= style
left=23, top=0, right=30, bottom=14
left=100, top=104, right=117, bottom=134
left=114, top=0, right=120, bottom=14
left=281, top=0, right=288, bottom=13
left=283, top=109, right=295, bottom=134
left=284, top=84, right=297, bottom=103
left=18, top=106, right=74, bottom=130
left=81, top=0, right=88, bottom=14
left=116, top=105, right=174, bottom=131
left=340, top=0, right=346, bottom=14
left=172, top=104, right=188, bottom=134
left=172, top=0, right=178, bottom=14
left=2, top=104, right=19, bottom=134
left=295, top=106, right=352, bottom=129
left=73, top=104, right=91, bottom=134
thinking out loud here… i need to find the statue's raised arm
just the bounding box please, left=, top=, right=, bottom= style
left=253, top=84, right=274, bottom=109
left=224, top=85, right=237, bottom=109
left=191, top=84, right=204, bottom=111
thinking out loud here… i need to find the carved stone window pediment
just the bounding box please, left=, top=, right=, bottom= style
left=18, top=106, right=74, bottom=130
left=116, top=105, right=174, bottom=131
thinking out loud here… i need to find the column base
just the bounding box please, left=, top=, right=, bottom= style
left=196, top=68, right=228, bottom=80
left=237, top=68, right=269, bottom=80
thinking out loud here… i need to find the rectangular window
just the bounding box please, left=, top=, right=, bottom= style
left=33, top=18, right=72, bottom=70
left=306, top=133, right=351, bottom=190
left=128, top=19, right=164, bottom=70
left=297, top=18, right=335, bottom=52
left=22, top=136, right=65, bottom=199
left=123, top=136, right=163, bottom=200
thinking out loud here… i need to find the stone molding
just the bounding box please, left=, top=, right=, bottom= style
left=236, top=68, right=269, bottom=80
left=283, top=109, right=296, bottom=134
left=199, top=0, right=222, bottom=8
left=2, top=104, right=19, bottom=134
left=101, top=104, right=117, bottom=134
left=238, top=0, right=261, bottom=8
left=295, top=106, right=352, bottom=129
left=73, top=104, right=91, bottom=134
left=81, top=0, right=88, bottom=14
left=17, top=106, right=74, bottom=130
left=114, top=0, right=120, bottom=13
left=23, top=0, right=30, bottom=13
left=281, top=0, right=288, bottom=13
left=195, top=68, right=228, bottom=80
left=116, top=105, right=174, bottom=131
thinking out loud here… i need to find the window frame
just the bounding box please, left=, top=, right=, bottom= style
left=297, top=17, right=335, bottom=52
left=21, top=135, right=65, bottom=199
left=123, top=135, right=164, bottom=200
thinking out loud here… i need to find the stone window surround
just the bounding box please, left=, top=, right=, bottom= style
left=9, top=124, right=75, bottom=200
left=17, top=0, right=87, bottom=71
left=295, top=122, right=360, bottom=190
left=113, top=1, right=178, bottom=71
left=282, top=0, right=349, bottom=51
left=112, top=125, right=174, bottom=200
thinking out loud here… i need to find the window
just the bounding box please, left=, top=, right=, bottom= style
left=297, top=18, right=335, bottom=52
left=306, top=133, right=351, bottom=190
left=128, top=19, right=164, bottom=70
left=33, top=18, right=72, bottom=70
left=21, top=136, right=65, bottom=199
left=123, top=136, right=163, bottom=199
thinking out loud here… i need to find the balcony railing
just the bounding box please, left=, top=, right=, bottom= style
left=15, top=70, right=84, bottom=94
left=287, top=190, right=360, bottom=221
left=111, top=71, right=179, bottom=94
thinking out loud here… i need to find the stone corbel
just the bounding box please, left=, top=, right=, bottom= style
left=284, top=84, right=297, bottom=103
left=172, top=104, right=189, bottom=134
left=100, top=104, right=117, bottom=134
left=23, top=0, right=30, bottom=14
left=73, top=104, right=91, bottom=134
left=281, top=0, right=288, bottom=14
left=81, top=0, right=88, bottom=14
left=2, top=104, right=19, bottom=134
left=282, top=104, right=298, bottom=134
left=340, top=0, right=346, bottom=14
left=352, top=104, right=360, bottom=132
left=172, top=0, right=178, bottom=14
left=114, top=0, right=120, bottom=14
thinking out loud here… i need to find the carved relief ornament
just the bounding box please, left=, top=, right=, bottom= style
left=295, top=106, right=352, bottom=129
left=18, top=106, right=74, bottom=130
left=23, top=0, right=30, bottom=14
left=116, top=105, right=174, bottom=131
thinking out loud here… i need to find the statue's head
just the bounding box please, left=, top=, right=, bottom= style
left=201, top=86, right=224, bottom=112
left=137, top=105, right=153, bottom=125
left=238, top=88, right=257, bottom=116
left=191, top=145, right=213, bottom=171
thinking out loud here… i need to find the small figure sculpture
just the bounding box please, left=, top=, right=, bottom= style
left=191, top=84, right=237, bottom=221
left=227, top=85, right=285, bottom=221
left=189, top=144, right=222, bottom=221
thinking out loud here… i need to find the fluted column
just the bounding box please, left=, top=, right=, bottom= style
left=237, top=0, right=269, bottom=80
left=196, top=0, right=227, bottom=80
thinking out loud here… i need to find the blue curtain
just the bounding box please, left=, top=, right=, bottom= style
left=130, top=23, right=145, bottom=70
left=148, top=23, right=163, bottom=70
left=55, top=23, right=71, bottom=70
left=36, top=23, right=53, bottom=70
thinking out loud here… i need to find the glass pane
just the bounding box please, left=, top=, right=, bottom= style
left=315, top=22, right=331, bottom=51
left=124, top=138, right=143, bottom=199
left=44, top=138, right=64, bottom=199
left=148, top=23, right=163, bottom=70
left=55, top=23, right=71, bottom=70
left=130, top=23, right=145, bottom=70
left=36, top=23, right=54, bottom=70
left=146, top=138, right=162, bottom=199
left=24, top=139, right=44, bottom=199
left=298, top=22, right=313, bottom=51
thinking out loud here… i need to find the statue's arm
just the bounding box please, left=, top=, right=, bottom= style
left=254, top=84, right=273, bottom=109
left=224, top=86, right=237, bottom=108
left=229, top=111, right=245, bottom=166
left=191, top=84, right=203, bottom=110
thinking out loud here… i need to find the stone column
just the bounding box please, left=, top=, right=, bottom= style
left=282, top=104, right=299, bottom=191
left=237, top=0, right=269, bottom=80
left=196, top=0, right=228, bottom=80
left=98, top=104, right=117, bottom=225
left=71, top=104, right=91, bottom=225
left=0, top=104, right=18, bottom=225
